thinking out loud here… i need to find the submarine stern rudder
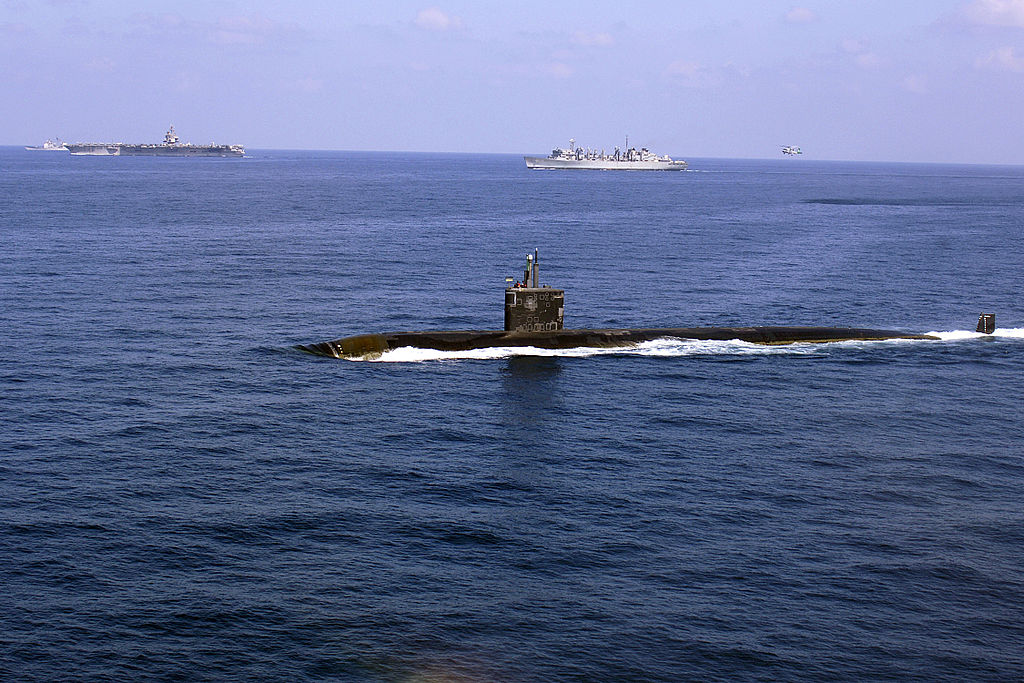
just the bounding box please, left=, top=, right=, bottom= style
left=977, top=313, right=995, bottom=334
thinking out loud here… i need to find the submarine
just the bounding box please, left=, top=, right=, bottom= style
left=297, top=250, right=995, bottom=360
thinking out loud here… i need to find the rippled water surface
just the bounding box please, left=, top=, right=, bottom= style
left=2, top=149, right=1023, bottom=681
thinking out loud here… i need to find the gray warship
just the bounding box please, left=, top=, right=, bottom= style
left=65, top=126, right=244, bottom=157
left=525, top=138, right=686, bottom=170
left=25, top=139, right=67, bottom=151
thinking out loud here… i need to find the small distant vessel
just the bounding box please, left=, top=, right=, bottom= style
left=25, top=139, right=67, bottom=151
left=65, top=126, right=244, bottom=157
left=782, top=145, right=802, bottom=156
left=525, top=138, right=686, bottom=170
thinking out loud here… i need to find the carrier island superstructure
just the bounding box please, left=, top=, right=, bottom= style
left=525, top=138, right=686, bottom=170
left=64, top=126, right=244, bottom=157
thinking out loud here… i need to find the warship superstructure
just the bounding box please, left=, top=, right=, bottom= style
left=25, top=139, right=67, bottom=151
left=525, top=138, right=686, bottom=170
left=65, top=126, right=244, bottom=157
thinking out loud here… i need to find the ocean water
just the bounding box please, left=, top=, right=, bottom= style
left=1, top=148, right=1023, bottom=681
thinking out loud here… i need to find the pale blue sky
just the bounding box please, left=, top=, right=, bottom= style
left=3, top=0, right=1024, bottom=162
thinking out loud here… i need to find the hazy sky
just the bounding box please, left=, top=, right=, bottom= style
left=3, top=0, right=1024, bottom=162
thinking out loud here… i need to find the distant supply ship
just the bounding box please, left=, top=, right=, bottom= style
left=782, top=145, right=802, bottom=155
left=25, top=139, right=67, bottom=151
left=525, top=138, right=687, bottom=170
left=65, top=126, right=244, bottom=157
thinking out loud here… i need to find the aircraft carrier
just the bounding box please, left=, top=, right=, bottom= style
left=65, top=126, right=244, bottom=157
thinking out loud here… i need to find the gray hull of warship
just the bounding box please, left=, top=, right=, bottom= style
left=525, top=138, right=686, bottom=170
left=65, top=126, right=243, bottom=157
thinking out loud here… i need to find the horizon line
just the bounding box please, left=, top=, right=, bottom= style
left=5, top=145, right=1022, bottom=167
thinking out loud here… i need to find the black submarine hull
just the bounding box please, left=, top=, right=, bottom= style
left=297, top=326, right=939, bottom=359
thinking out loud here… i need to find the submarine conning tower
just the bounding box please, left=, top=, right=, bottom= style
left=504, top=249, right=564, bottom=332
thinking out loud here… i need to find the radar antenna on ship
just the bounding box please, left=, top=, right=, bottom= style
left=164, top=125, right=179, bottom=146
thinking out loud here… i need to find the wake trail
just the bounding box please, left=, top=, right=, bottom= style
left=349, top=328, right=1023, bottom=362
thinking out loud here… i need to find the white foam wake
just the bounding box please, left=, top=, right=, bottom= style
left=359, top=337, right=846, bottom=363
left=365, top=337, right=807, bottom=362
left=926, top=327, right=1024, bottom=341
left=344, top=328, right=1023, bottom=363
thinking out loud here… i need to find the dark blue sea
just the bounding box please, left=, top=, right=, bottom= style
left=2, top=148, right=1023, bottom=681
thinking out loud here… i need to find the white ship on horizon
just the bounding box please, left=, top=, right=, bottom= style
left=25, top=139, right=67, bottom=151
left=525, top=138, right=687, bottom=171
